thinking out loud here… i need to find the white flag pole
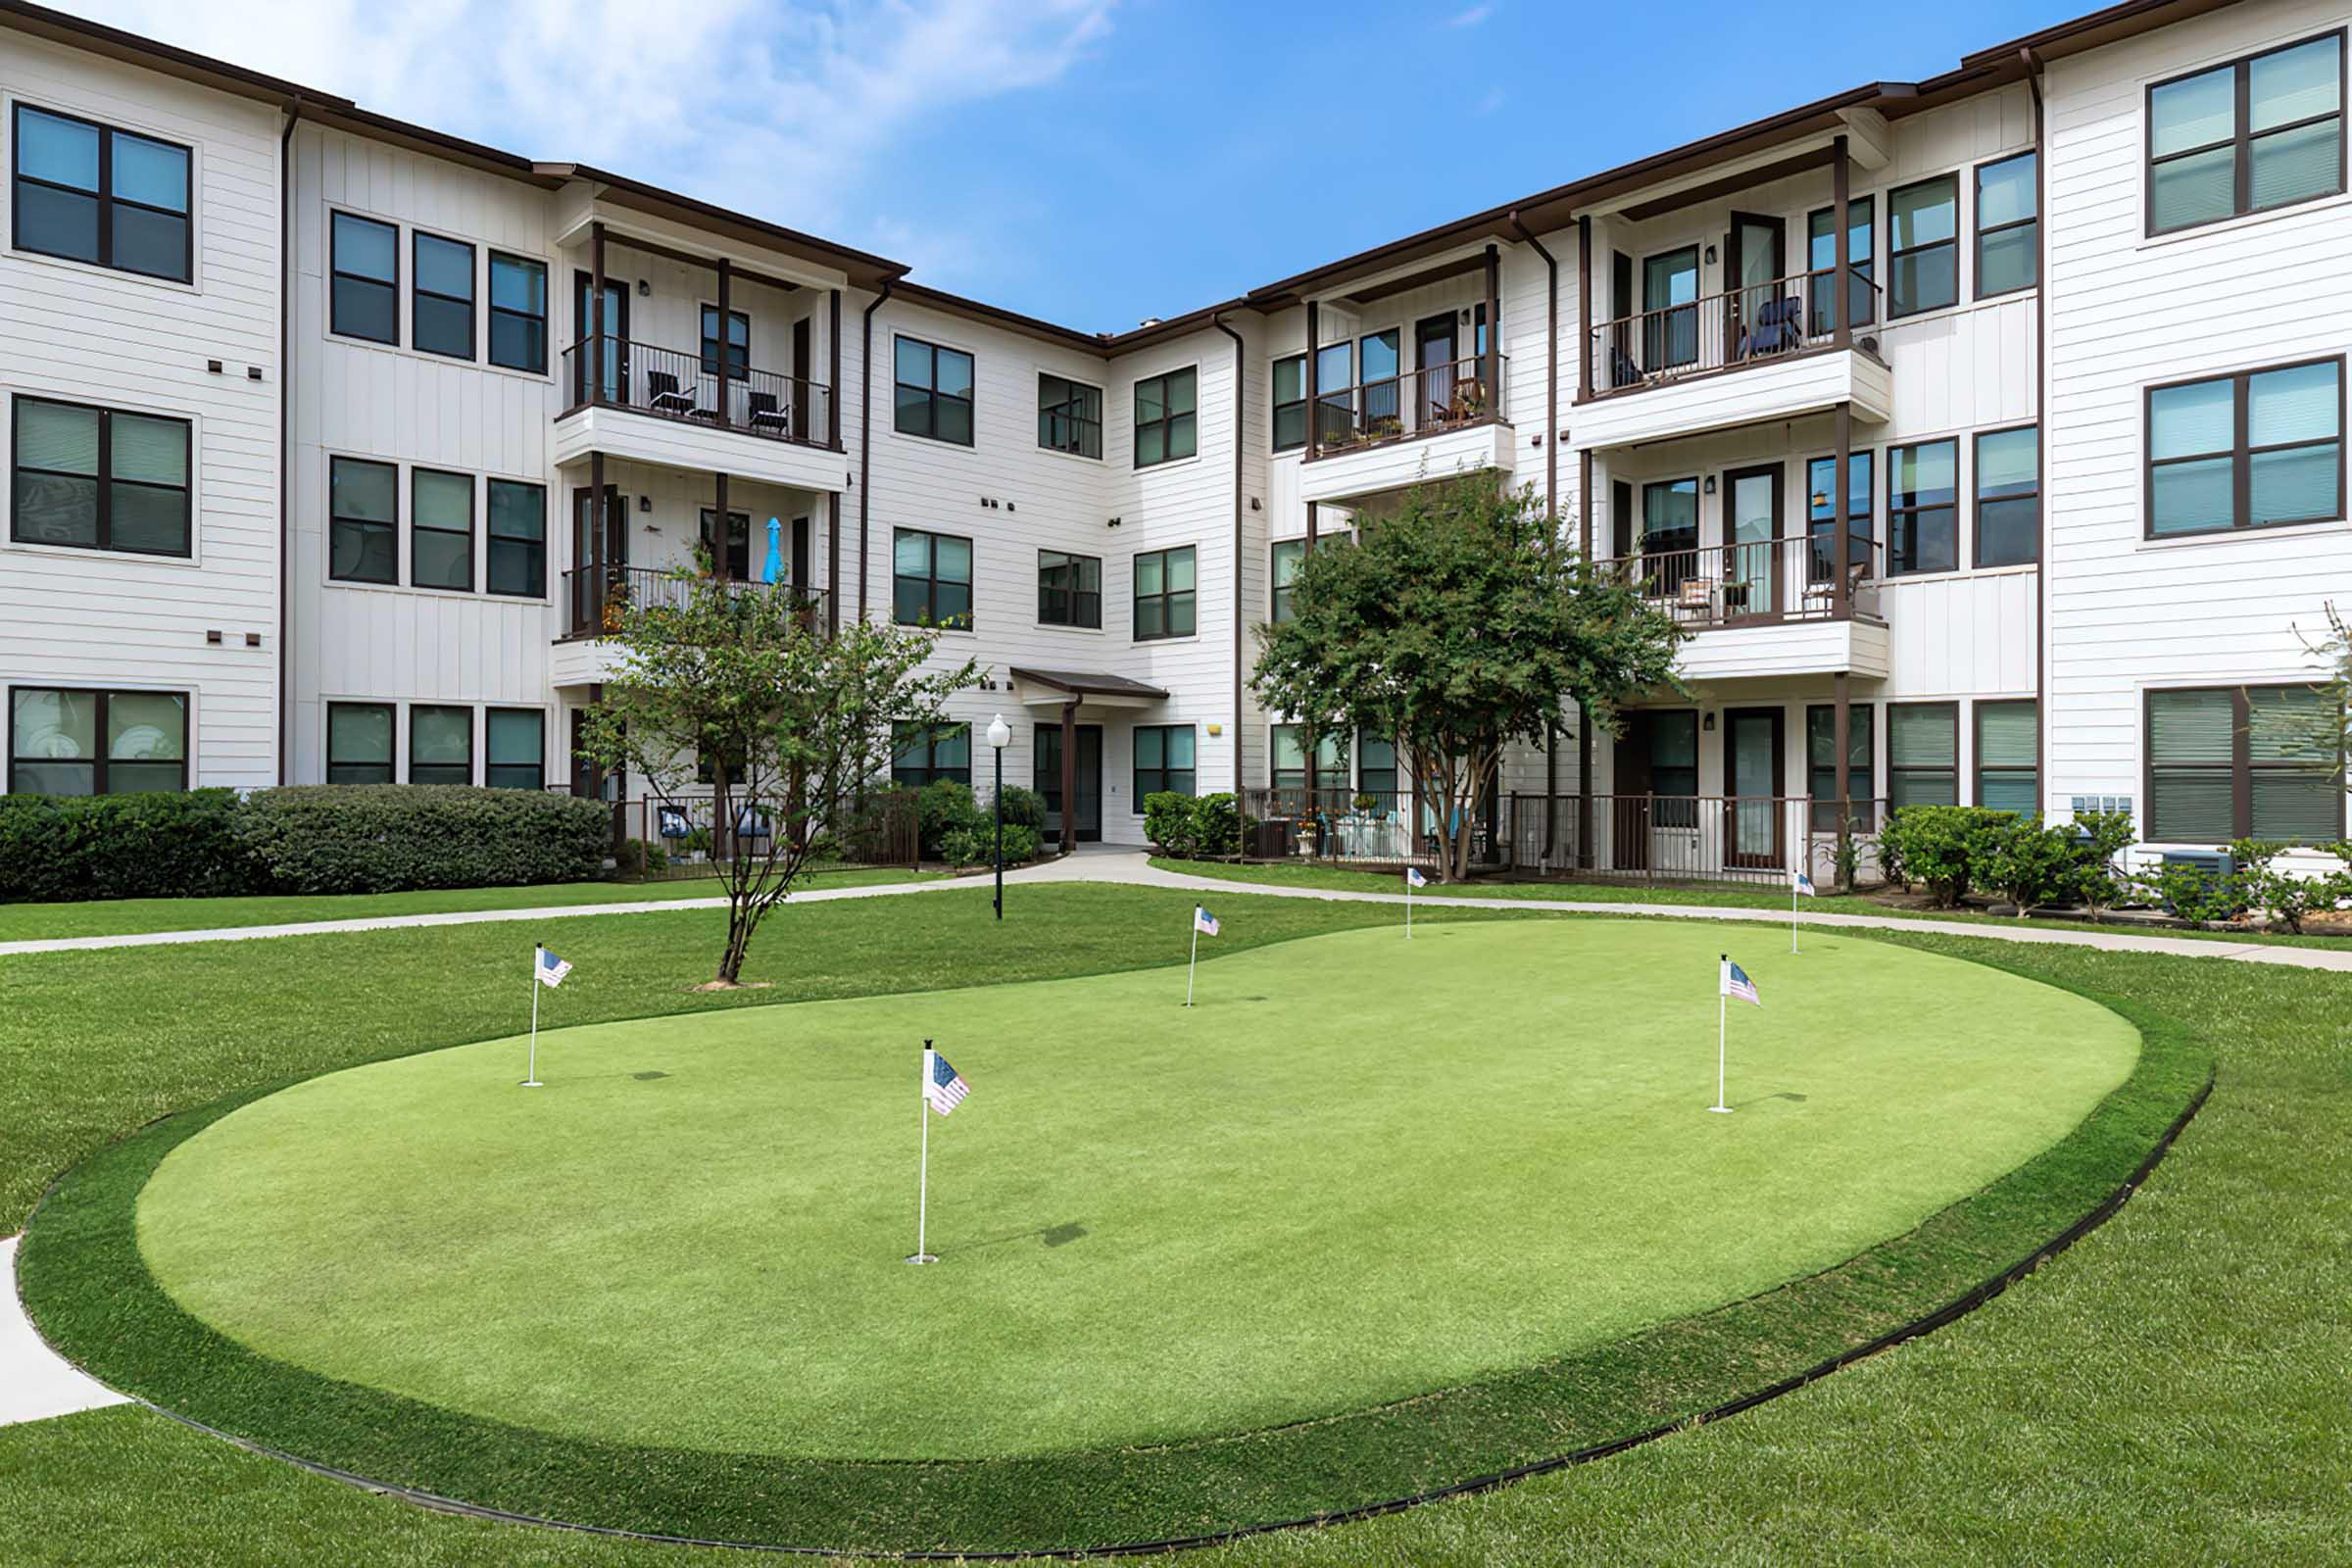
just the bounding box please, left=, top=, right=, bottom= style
left=522, top=946, right=544, bottom=1088
left=1185, top=921, right=1200, bottom=1007
left=1406, top=877, right=1413, bottom=940
left=1790, top=868, right=1800, bottom=955
left=908, top=1042, right=937, bottom=1264
left=1711, top=954, right=1733, bottom=1113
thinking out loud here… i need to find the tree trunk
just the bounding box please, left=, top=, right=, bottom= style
left=717, top=902, right=752, bottom=984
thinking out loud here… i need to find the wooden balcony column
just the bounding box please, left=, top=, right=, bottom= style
left=591, top=220, right=606, bottom=409
left=713, top=471, right=730, bottom=580
left=1304, top=300, right=1320, bottom=461
left=1833, top=134, right=1851, bottom=354
left=1482, top=243, right=1500, bottom=411
left=714, top=256, right=732, bottom=431
left=1834, top=401, right=1852, bottom=619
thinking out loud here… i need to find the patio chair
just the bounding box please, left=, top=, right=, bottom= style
left=1676, top=576, right=1717, bottom=622
left=1609, top=348, right=1644, bottom=388
left=746, top=390, right=791, bottom=438
left=657, top=806, right=692, bottom=840
left=1737, top=294, right=1805, bottom=360
left=646, top=369, right=698, bottom=416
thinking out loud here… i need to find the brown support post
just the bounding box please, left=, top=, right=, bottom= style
left=1833, top=135, right=1851, bottom=353
left=586, top=448, right=606, bottom=636
left=828, top=288, right=843, bottom=450
left=590, top=220, right=606, bottom=410
left=1579, top=446, right=1594, bottom=869
left=1834, top=401, right=1852, bottom=619
left=1482, top=243, right=1499, bottom=411
left=1305, top=499, right=1318, bottom=553
left=714, top=257, right=732, bottom=429
left=1304, top=300, right=1320, bottom=461
left=1059, top=699, right=1079, bottom=857
left=1577, top=216, right=1592, bottom=404
left=1834, top=669, right=1853, bottom=889
left=712, top=471, right=729, bottom=578
left=825, top=491, right=841, bottom=633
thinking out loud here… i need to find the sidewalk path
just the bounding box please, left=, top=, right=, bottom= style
left=3, top=1237, right=127, bottom=1426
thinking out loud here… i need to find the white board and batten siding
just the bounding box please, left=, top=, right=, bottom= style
left=0, top=37, right=282, bottom=791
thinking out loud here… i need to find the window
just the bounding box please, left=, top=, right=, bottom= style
left=892, top=528, right=972, bottom=628
left=409, top=704, right=472, bottom=785
left=8, top=687, right=185, bottom=795
left=1134, top=368, right=1198, bottom=467
left=1358, top=329, right=1401, bottom=438
left=1135, top=725, right=1196, bottom=801
left=2148, top=32, right=2344, bottom=234
left=1641, top=477, right=1699, bottom=597
left=1037, top=549, right=1101, bottom=628
left=1357, top=731, right=1399, bottom=799
left=1887, top=439, right=1959, bottom=575
left=1314, top=341, right=1353, bottom=446
left=1133, top=545, right=1197, bottom=639
left=700, top=509, right=751, bottom=580
left=1975, top=154, right=2038, bottom=299
left=328, top=457, right=398, bottom=583
left=11, top=105, right=190, bottom=282
left=1976, top=426, right=2041, bottom=567
left=488, top=253, right=547, bottom=372
left=485, top=709, right=545, bottom=790
left=1806, top=196, right=1875, bottom=332
left=1270, top=724, right=1342, bottom=795
left=410, top=468, right=473, bottom=591
left=1272, top=355, right=1306, bottom=452
left=1806, top=704, right=1875, bottom=830
left=892, top=721, right=971, bottom=787
left=893, top=336, right=973, bottom=445
left=1887, top=174, right=1958, bottom=317
left=1976, top=701, right=2039, bottom=812
left=11, top=397, right=191, bottom=557
left=1888, top=703, right=1959, bottom=808
left=2148, top=685, right=2342, bottom=842
left=412, top=232, right=474, bottom=360
left=486, top=479, right=545, bottom=598
left=1270, top=538, right=1304, bottom=623
left=1038, top=374, right=1102, bottom=459
left=1647, top=711, right=1699, bottom=827
left=701, top=306, right=750, bottom=378
left=2147, top=359, right=2343, bottom=536
left=1642, top=246, right=1700, bottom=368
left=325, top=701, right=394, bottom=784
left=1806, top=450, right=1874, bottom=579
left=330, top=212, right=399, bottom=345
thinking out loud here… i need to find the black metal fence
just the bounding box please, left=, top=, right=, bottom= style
left=617, top=787, right=918, bottom=880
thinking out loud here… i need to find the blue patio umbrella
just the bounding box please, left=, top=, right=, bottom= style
left=760, top=516, right=784, bottom=584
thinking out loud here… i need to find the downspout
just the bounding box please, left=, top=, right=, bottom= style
left=1509, top=210, right=1561, bottom=863
left=858, top=278, right=898, bottom=623
left=1213, top=313, right=1248, bottom=807
left=2022, top=47, right=2048, bottom=815
left=276, top=96, right=302, bottom=786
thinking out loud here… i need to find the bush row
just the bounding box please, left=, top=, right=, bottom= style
left=912, top=779, right=1048, bottom=866
left=0, top=785, right=614, bottom=904
left=1142, top=792, right=1241, bottom=859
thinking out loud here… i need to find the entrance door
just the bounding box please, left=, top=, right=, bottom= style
left=1414, top=312, right=1456, bottom=430
left=568, top=484, right=624, bottom=635
left=791, top=318, right=812, bottom=437
left=1611, top=721, right=1653, bottom=872
left=1724, top=212, right=1787, bottom=363
left=1034, top=723, right=1102, bottom=844
left=1723, top=464, right=1783, bottom=621
left=1642, top=246, right=1699, bottom=370
left=1724, top=707, right=1786, bottom=868
left=571, top=272, right=630, bottom=405
left=790, top=515, right=811, bottom=590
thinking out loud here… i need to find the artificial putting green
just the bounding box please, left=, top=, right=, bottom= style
left=133, top=919, right=2136, bottom=1467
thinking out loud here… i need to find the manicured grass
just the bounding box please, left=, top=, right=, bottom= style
left=1153, top=857, right=2352, bottom=948
left=135, top=921, right=2133, bottom=1464
left=0, top=864, right=943, bottom=943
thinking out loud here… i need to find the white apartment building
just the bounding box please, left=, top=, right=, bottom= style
left=1, top=0, right=2345, bottom=871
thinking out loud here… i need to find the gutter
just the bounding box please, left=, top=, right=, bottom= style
left=1213, top=313, right=1248, bottom=803
left=276, top=95, right=301, bottom=786
left=1508, top=211, right=1563, bottom=860
left=858, top=279, right=899, bottom=622
left=2023, top=46, right=2048, bottom=815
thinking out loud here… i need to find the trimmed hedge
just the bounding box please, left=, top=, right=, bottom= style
left=0, top=789, right=254, bottom=903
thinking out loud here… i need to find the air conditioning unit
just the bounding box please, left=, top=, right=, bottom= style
left=2157, top=850, right=2244, bottom=918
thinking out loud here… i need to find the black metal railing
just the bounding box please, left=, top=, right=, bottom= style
left=1308, top=354, right=1508, bottom=455
left=1588, top=270, right=1881, bottom=396
left=561, top=564, right=826, bottom=640
left=561, top=334, right=834, bottom=447
left=1596, top=535, right=1886, bottom=626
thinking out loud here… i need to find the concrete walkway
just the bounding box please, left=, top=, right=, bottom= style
left=2, top=1237, right=127, bottom=1426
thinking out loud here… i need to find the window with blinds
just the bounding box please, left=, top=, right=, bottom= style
left=11, top=397, right=191, bottom=556
left=1975, top=701, right=2039, bottom=813
left=2148, top=685, right=2343, bottom=842
left=2147, top=31, right=2344, bottom=235
left=1806, top=704, right=1875, bottom=830
left=2148, top=358, right=2343, bottom=537
left=1888, top=703, right=1959, bottom=808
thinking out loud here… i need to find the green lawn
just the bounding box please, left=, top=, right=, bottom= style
left=0, top=864, right=942, bottom=943
left=1, top=887, right=2343, bottom=1563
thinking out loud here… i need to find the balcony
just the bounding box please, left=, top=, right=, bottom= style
left=1577, top=272, right=1890, bottom=451
left=1599, top=535, right=1889, bottom=681
left=1298, top=354, right=1514, bottom=505
left=554, top=336, right=845, bottom=493
left=552, top=564, right=827, bottom=685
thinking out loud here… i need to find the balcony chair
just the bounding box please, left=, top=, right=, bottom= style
left=646, top=369, right=700, bottom=418
left=1736, top=294, right=1805, bottom=361
left=1676, top=575, right=1718, bottom=624
left=746, top=390, right=792, bottom=439
left=1609, top=347, right=1645, bottom=388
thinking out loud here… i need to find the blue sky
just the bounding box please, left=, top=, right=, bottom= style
left=73, top=0, right=2086, bottom=333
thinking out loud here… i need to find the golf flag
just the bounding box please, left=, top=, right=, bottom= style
left=925, top=1049, right=971, bottom=1116
left=535, top=946, right=572, bottom=988
left=1791, top=867, right=1816, bottom=897
left=1711, top=953, right=1759, bottom=1113
left=1185, top=907, right=1219, bottom=1005
left=1404, top=864, right=1427, bottom=939
left=521, top=944, right=569, bottom=1089
left=1406, top=866, right=1428, bottom=888
left=1195, top=906, right=1220, bottom=936
left=1788, top=865, right=1814, bottom=953
left=909, top=1040, right=966, bottom=1265
left=1721, top=957, right=1762, bottom=1005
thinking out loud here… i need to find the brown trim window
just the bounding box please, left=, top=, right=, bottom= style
left=1887, top=438, right=1959, bottom=575
left=1976, top=700, right=2040, bottom=813
left=1134, top=368, right=1198, bottom=468
left=1314, top=342, right=1354, bottom=447
left=1271, top=355, right=1306, bottom=452
left=1037, top=549, right=1101, bottom=628
left=1805, top=450, right=1873, bottom=578
left=893, top=336, right=974, bottom=446
left=325, top=701, right=394, bottom=784
left=891, top=720, right=971, bottom=787
left=11, top=104, right=191, bottom=283
left=1133, top=545, right=1197, bottom=640
left=409, top=704, right=473, bottom=785
left=701, top=306, right=750, bottom=379
left=1270, top=538, right=1304, bottom=623
left=412, top=231, right=475, bottom=360
left=11, top=396, right=192, bottom=557
left=2147, top=358, right=2343, bottom=537
left=1806, top=703, right=1875, bottom=830
left=1887, top=173, right=1958, bottom=318
left=1888, top=702, right=1959, bottom=808
left=8, top=686, right=187, bottom=796
left=1270, top=723, right=1341, bottom=793
left=1038, top=373, right=1102, bottom=459
left=485, top=708, right=545, bottom=790
left=1805, top=196, right=1875, bottom=333
left=700, top=508, right=752, bottom=580
left=487, top=252, right=547, bottom=373
left=1974, top=425, right=2040, bottom=566
left=2147, top=684, right=2343, bottom=842
left=1134, top=724, right=1197, bottom=802
left=1974, top=152, right=2038, bottom=298
left=1357, top=731, right=1399, bottom=798
left=892, top=527, right=973, bottom=628
left=410, top=467, right=473, bottom=591
left=330, top=211, right=400, bottom=345
left=328, top=456, right=398, bottom=584
left=486, top=479, right=545, bottom=598
left=2147, top=30, right=2345, bottom=235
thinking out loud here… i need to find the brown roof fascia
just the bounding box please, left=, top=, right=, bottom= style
left=541, top=164, right=907, bottom=289
left=1960, top=0, right=2243, bottom=69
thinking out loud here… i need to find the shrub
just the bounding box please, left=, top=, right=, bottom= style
left=1143, top=792, right=1200, bottom=858
left=2230, top=838, right=2352, bottom=934
left=2067, top=811, right=2138, bottom=920
left=914, top=779, right=982, bottom=857
left=2133, top=858, right=2250, bottom=926
left=1191, top=793, right=1241, bottom=858
left=1876, top=806, right=2011, bottom=907
left=235, top=786, right=612, bottom=895
left=1979, top=813, right=2081, bottom=917
left=993, top=784, right=1049, bottom=834
left=0, top=788, right=260, bottom=903
left=939, top=822, right=1041, bottom=868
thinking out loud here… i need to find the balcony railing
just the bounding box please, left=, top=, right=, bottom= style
left=561, top=564, right=826, bottom=640
left=1596, top=535, right=1885, bottom=627
left=561, top=335, right=835, bottom=448
left=1307, top=354, right=1508, bottom=456
left=1588, top=270, right=1881, bottom=397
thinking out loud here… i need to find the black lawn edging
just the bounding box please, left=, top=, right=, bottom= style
left=17, top=955, right=2211, bottom=1559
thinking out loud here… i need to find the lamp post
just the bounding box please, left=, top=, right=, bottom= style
left=986, top=713, right=1011, bottom=920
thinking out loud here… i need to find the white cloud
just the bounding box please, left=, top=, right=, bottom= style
left=1446, top=4, right=1494, bottom=26
left=55, top=0, right=1115, bottom=272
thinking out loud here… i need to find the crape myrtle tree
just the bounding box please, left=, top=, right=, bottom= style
left=578, top=561, right=980, bottom=985
left=1251, top=477, right=1685, bottom=883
